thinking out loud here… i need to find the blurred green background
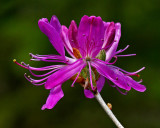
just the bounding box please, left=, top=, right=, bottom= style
left=0, top=0, right=160, bottom=127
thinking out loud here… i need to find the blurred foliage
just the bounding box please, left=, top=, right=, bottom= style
left=0, top=0, right=160, bottom=127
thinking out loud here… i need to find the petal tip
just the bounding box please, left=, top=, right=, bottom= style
left=71, top=20, right=76, bottom=24
left=41, top=105, right=46, bottom=110
left=38, top=18, right=49, bottom=24
left=41, top=105, right=53, bottom=110
left=115, top=22, right=121, bottom=28
left=139, top=86, right=146, bottom=92
left=51, top=15, right=58, bottom=20
left=126, top=86, right=132, bottom=91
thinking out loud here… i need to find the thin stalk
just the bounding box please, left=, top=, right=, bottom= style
left=94, top=92, right=124, bottom=128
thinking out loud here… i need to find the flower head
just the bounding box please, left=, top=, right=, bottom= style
left=14, top=15, right=146, bottom=110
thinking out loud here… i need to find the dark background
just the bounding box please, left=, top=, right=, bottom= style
left=0, top=0, right=160, bottom=127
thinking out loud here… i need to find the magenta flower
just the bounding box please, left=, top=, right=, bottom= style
left=14, top=15, right=146, bottom=110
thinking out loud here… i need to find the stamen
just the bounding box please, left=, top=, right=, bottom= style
left=94, top=57, right=117, bottom=65
left=13, top=59, right=16, bottom=63
left=13, top=59, right=28, bottom=69
left=31, top=82, right=46, bottom=86
left=106, top=56, right=117, bottom=65
left=106, top=79, right=128, bottom=95
left=27, top=62, right=64, bottom=71
left=71, top=66, right=84, bottom=87
left=24, top=73, right=32, bottom=82
left=115, top=86, right=128, bottom=95
left=106, top=79, right=116, bottom=87
left=88, top=62, right=94, bottom=90
left=29, top=53, right=66, bottom=63
left=29, top=53, right=32, bottom=57
left=125, top=73, right=140, bottom=77
left=116, top=45, right=130, bottom=54
left=25, top=74, right=46, bottom=86
left=116, top=54, right=136, bottom=57
left=109, top=65, right=145, bottom=75
left=24, top=73, right=51, bottom=85
left=31, top=59, right=65, bottom=63
left=28, top=65, right=60, bottom=77
left=138, top=79, right=143, bottom=83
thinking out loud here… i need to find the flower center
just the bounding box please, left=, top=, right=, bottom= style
left=85, top=57, right=91, bottom=61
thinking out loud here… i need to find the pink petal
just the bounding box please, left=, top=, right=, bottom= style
left=102, top=22, right=116, bottom=50
left=78, top=15, right=104, bottom=57
left=103, top=21, right=110, bottom=31
left=105, top=23, right=121, bottom=62
left=84, top=75, right=105, bottom=98
left=50, top=15, right=61, bottom=33
left=38, top=18, right=65, bottom=58
left=41, top=85, right=64, bottom=110
left=68, top=20, right=79, bottom=48
left=84, top=89, right=94, bottom=98
left=91, top=60, right=131, bottom=91
left=126, top=76, right=146, bottom=92
left=45, top=59, right=86, bottom=89
left=61, top=25, right=75, bottom=58
left=97, top=75, right=106, bottom=92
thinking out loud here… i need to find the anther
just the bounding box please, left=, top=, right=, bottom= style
left=137, top=74, right=140, bottom=77
left=28, top=76, right=30, bottom=78
left=13, top=59, right=16, bottom=63
left=29, top=53, right=32, bottom=56
left=107, top=103, right=112, bottom=110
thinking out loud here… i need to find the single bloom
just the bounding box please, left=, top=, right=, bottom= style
left=14, top=15, right=146, bottom=110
